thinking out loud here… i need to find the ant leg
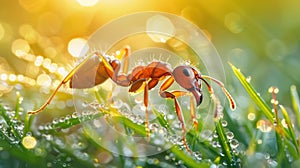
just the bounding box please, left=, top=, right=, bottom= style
left=95, top=51, right=130, bottom=86
left=28, top=52, right=100, bottom=114
left=201, top=75, right=236, bottom=111
left=115, top=46, right=130, bottom=74
left=144, top=81, right=150, bottom=138
left=28, top=47, right=131, bottom=115
left=159, top=77, right=193, bottom=153
left=189, top=94, right=198, bottom=131
left=29, top=52, right=100, bottom=114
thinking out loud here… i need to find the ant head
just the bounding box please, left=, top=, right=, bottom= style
left=173, top=65, right=203, bottom=106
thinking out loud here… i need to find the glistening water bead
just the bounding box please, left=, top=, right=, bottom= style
left=229, top=139, right=239, bottom=149
left=226, top=131, right=234, bottom=140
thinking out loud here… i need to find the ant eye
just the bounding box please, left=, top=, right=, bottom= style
left=182, top=68, right=191, bottom=77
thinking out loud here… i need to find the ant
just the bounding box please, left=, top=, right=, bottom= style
left=28, top=46, right=236, bottom=153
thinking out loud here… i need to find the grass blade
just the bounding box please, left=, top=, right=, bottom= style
left=230, top=63, right=274, bottom=121
left=290, top=85, right=300, bottom=130
left=279, top=105, right=299, bottom=155
left=215, top=120, right=233, bottom=166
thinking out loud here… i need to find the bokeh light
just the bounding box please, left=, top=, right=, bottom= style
left=0, top=23, right=5, bottom=41
left=11, top=39, right=31, bottom=57
left=68, top=38, right=89, bottom=57
left=146, top=15, right=175, bottom=43
left=256, top=119, right=273, bottom=133
left=19, top=0, right=47, bottom=12
left=22, top=135, right=37, bottom=149
left=224, top=12, right=244, bottom=34
left=19, top=24, right=39, bottom=44
left=37, top=74, right=52, bottom=87
left=76, top=0, right=99, bottom=7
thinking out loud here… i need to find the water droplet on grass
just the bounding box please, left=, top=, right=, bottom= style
left=230, top=139, right=239, bottom=149
left=226, top=131, right=234, bottom=140
left=72, top=112, right=80, bottom=119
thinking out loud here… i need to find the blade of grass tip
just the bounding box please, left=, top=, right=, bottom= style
left=24, top=113, right=34, bottom=135
left=290, top=85, right=300, bottom=130
left=215, top=120, right=233, bottom=165
left=229, top=63, right=274, bottom=122
left=279, top=105, right=299, bottom=155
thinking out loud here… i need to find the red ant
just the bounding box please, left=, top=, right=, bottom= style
left=28, top=46, right=236, bottom=153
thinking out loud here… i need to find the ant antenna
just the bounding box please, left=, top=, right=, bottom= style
left=201, top=75, right=236, bottom=111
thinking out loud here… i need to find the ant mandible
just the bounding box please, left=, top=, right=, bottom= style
left=28, top=46, right=236, bottom=153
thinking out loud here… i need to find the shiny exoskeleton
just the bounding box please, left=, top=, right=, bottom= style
left=28, top=46, right=236, bottom=153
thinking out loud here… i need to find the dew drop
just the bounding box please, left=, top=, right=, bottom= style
left=264, top=153, right=270, bottom=159
left=267, top=159, right=278, bottom=167
left=11, top=118, right=18, bottom=124
left=247, top=113, right=256, bottom=121
left=52, top=118, right=59, bottom=125
left=211, top=141, right=218, bottom=148
left=82, top=101, right=89, bottom=108
left=72, top=112, right=79, bottom=119
left=149, top=123, right=159, bottom=132
left=65, top=114, right=71, bottom=120
left=281, top=119, right=289, bottom=128
left=257, top=139, right=263, bottom=144
left=59, top=116, right=65, bottom=123
left=229, top=139, right=239, bottom=149
left=47, top=162, right=52, bottom=167
left=38, top=125, right=44, bottom=131
left=213, top=132, right=218, bottom=138
left=194, top=151, right=202, bottom=161
left=226, top=131, right=234, bottom=140
left=221, top=120, right=228, bottom=127
left=246, top=76, right=251, bottom=82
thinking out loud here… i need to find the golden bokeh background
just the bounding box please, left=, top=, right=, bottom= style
left=1, top=1, right=300, bottom=167
left=1, top=0, right=300, bottom=107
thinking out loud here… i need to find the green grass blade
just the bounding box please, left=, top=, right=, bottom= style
left=290, top=85, right=300, bottom=130
left=215, top=120, right=233, bottom=165
left=279, top=105, right=299, bottom=155
left=230, top=63, right=274, bottom=121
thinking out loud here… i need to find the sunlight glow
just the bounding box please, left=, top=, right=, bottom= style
left=37, top=74, right=52, bottom=87
left=11, top=39, right=30, bottom=57
left=146, top=15, right=175, bottom=43
left=68, top=38, right=89, bottom=57
left=0, top=23, right=4, bottom=41
left=76, top=0, right=99, bottom=7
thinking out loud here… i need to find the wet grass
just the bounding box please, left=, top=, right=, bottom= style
left=0, top=63, right=300, bottom=167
